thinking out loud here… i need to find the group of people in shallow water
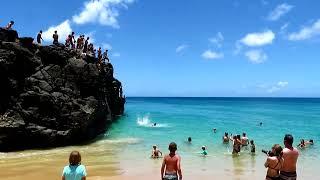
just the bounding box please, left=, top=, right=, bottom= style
left=149, top=132, right=314, bottom=180
left=2, top=21, right=110, bottom=65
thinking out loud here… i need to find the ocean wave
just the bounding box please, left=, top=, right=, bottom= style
left=136, top=115, right=168, bottom=128
left=98, top=137, right=141, bottom=145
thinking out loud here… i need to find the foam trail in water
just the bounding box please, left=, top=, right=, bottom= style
left=136, top=115, right=168, bottom=128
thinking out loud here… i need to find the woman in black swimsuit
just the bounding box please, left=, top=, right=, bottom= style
left=264, top=144, right=283, bottom=180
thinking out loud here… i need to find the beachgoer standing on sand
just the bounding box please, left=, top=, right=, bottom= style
left=264, top=144, right=283, bottom=180
left=62, top=151, right=87, bottom=180
left=36, top=30, right=43, bottom=44
left=151, top=145, right=162, bottom=158
left=223, top=132, right=229, bottom=143
left=279, top=134, right=299, bottom=180
left=4, top=21, right=14, bottom=30
left=161, top=142, right=182, bottom=180
left=53, top=30, right=59, bottom=45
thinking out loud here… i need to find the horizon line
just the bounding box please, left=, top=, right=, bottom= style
left=126, top=96, right=320, bottom=98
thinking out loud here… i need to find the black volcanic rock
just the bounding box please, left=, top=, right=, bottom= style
left=0, top=28, right=18, bottom=42
left=0, top=29, right=125, bottom=151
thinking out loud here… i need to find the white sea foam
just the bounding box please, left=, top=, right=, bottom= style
left=136, top=115, right=168, bottom=128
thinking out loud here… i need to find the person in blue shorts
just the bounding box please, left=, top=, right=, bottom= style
left=62, top=151, right=87, bottom=180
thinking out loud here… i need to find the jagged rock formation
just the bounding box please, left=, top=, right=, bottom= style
left=0, top=28, right=125, bottom=151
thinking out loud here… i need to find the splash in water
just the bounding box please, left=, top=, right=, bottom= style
left=136, top=115, right=168, bottom=128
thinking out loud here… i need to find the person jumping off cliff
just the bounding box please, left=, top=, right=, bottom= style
left=52, top=30, right=59, bottom=45
left=4, top=21, right=14, bottom=30
left=36, top=30, right=43, bottom=44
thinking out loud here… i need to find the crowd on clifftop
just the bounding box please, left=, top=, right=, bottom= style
left=3, top=20, right=110, bottom=65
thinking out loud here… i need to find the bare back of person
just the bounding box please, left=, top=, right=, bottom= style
left=281, top=147, right=299, bottom=172
left=164, top=153, right=180, bottom=174
left=265, top=156, right=283, bottom=179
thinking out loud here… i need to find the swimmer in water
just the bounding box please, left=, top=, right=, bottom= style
left=153, top=123, right=157, bottom=127
left=201, top=146, right=208, bottom=156
left=187, top=137, right=192, bottom=143
left=151, top=145, right=162, bottom=158
left=223, top=132, right=229, bottom=143
left=213, top=128, right=217, bottom=133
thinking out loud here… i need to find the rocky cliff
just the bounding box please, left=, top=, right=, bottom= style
left=0, top=28, right=125, bottom=151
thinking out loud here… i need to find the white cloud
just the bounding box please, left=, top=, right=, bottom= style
left=277, top=81, right=289, bottom=87
left=256, top=81, right=289, bottom=93
left=240, top=30, right=275, bottom=47
left=267, top=3, right=293, bottom=21
left=112, top=52, right=121, bottom=57
left=288, top=19, right=320, bottom=41
left=42, top=20, right=72, bottom=42
left=201, top=50, right=224, bottom=60
left=267, top=81, right=289, bottom=93
left=245, top=50, right=267, bottom=64
left=209, top=32, right=224, bottom=48
left=175, top=44, right=188, bottom=53
left=72, top=0, right=134, bottom=28
left=280, top=23, right=289, bottom=34
left=101, top=43, right=112, bottom=50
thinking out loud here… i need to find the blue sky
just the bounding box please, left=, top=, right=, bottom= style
left=1, top=0, right=320, bottom=97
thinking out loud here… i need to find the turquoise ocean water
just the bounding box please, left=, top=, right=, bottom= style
left=106, top=97, right=320, bottom=179
left=1, top=97, right=319, bottom=179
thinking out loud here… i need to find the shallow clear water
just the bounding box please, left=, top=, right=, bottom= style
left=1, top=97, right=319, bottom=179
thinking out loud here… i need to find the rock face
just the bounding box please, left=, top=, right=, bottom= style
left=0, top=29, right=125, bottom=151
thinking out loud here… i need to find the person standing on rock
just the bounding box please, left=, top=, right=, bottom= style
left=83, top=37, right=89, bottom=53
left=71, top=32, right=76, bottom=49
left=97, top=47, right=102, bottom=63
left=62, top=151, right=87, bottom=180
left=36, top=30, right=43, bottom=44
left=102, top=49, right=109, bottom=63
left=4, top=21, right=14, bottom=30
left=53, top=30, right=59, bottom=45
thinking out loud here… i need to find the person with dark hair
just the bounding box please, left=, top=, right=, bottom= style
left=62, top=151, right=87, bottom=180
left=250, top=140, right=255, bottom=153
left=161, top=142, right=182, bottom=180
left=151, top=145, right=162, bottom=158
left=201, top=146, right=208, bottom=156
left=297, top=139, right=306, bottom=148
left=298, top=139, right=314, bottom=148
left=53, top=30, right=59, bottom=45
left=187, top=137, right=192, bottom=143
left=4, top=21, right=14, bottom=30
left=241, top=132, right=249, bottom=147
left=230, top=135, right=241, bottom=154
left=97, top=47, right=102, bottom=63
left=264, top=144, right=283, bottom=180
left=83, top=37, right=89, bottom=53
left=102, top=49, right=109, bottom=63
left=70, top=32, right=75, bottom=49
left=279, top=134, right=299, bottom=180
left=36, top=30, right=43, bottom=44
left=223, top=132, right=229, bottom=143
